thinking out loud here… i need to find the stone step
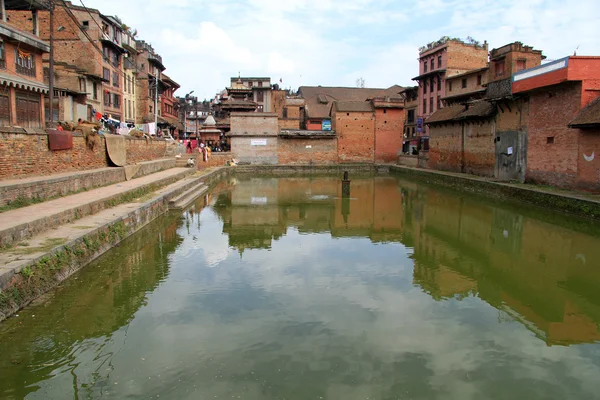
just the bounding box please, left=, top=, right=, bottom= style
left=0, top=158, right=176, bottom=208
left=0, top=168, right=196, bottom=248
left=169, top=181, right=209, bottom=210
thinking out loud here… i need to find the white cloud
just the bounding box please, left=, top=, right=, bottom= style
left=81, top=0, right=599, bottom=99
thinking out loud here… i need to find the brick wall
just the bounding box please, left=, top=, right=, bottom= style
left=279, top=119, right=301, bottom=130
left=463, top=121, right=495, bottom=176
left=428, top=119, right=496, bottom=176
left=428, top=122, right=463, bottom=172
left=197, top=152, right=232, bottom=168
left=577, top=130, right=600, bottom=191
left=446, top=70, right=487, bottom=100
left=278, top=138, right=337, bottom=165
left=230, top=113, right=279, bottom=136
left=0, top=130, right=168, bottom=180
left=334, top=110, right=375, bottom=163
left=447, top=43, right=489, bottom=71
left=374, top=108, right=405, bottom=163
left=231, top=137, right=278, bottom=164
left=526, top=82, right=582, bottom=187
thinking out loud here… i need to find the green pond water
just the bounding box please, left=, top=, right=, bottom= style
left=1, top=175, right=600, bottom=399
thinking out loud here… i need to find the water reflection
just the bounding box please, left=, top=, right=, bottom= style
left=0, top=214, right=185, bottom=399
left=1, top=176, right=600, bottom=399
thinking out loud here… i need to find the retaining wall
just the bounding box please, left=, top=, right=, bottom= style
left=0, top=158, right=175, bottom=206
left=390, top=165, right=600, bottom=220
left=0, top=128, right=169, bottom=180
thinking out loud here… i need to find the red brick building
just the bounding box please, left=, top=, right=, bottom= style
left=372, top=97, right=405, bottom=163
left=159, top=73, right=181, bottom=137
left=512, top=56, right=600, bottom=191
left=0, top=18, right=49, bottom=128
left=333, top=101, right=375, bottom=163
left=413, top=38, right=488, bottom=144
left=7, top=1, right=126, bottom=121
left=136, top=40, right=165, bottom=128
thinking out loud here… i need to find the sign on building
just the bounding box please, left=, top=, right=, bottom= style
left=251, top=139, right=267, bottom=146
left=322, top=120, right=332, bottom=131
left=417, top=118, right=423, bottom=133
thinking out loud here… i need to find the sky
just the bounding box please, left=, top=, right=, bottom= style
left=82, top=0, right=600, bottom=101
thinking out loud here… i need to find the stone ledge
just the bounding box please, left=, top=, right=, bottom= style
left=389, top=165, right=600, bottom=220
left=0, top=168, right=195, bottom=248
left=0, top=159, right=176, bottom=207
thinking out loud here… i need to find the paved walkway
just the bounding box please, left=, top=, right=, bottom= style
left=0, top=167, right=191, bottom=234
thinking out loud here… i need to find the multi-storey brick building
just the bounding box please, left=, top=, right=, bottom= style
left=513, top=56, right=600, bottom=191
left=487, top=42, right=545, bottom=99
left=400, top=86, right=418, bottom=153
left=122, top=30, right=137, bottom=124
left=413, top=38, right=488, bottom=145
left=135, top=40, right=165, bottom=129
left=271, top=89, right=304, bottom=130
left=0, top=16, right=49, bottom=127
left=159, top=73, right=181, bottom=137
left=442, top=67, right=488, bottom=106
left=7, top=1, right=126, bottom=121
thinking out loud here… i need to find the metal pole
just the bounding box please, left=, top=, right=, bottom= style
left=48, top=0, right=55, bottom=125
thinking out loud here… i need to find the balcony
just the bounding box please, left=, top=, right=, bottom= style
left=100, top=32, right=125, bottom=54
left=16, top=63, right=36, bottom=78
left=148, top=53, right=165, bottom=71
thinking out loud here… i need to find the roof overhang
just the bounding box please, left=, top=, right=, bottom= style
left=441, top=88, right=487, bottom=101
left=4, top=0, right=49, bottom=10
left=148, top=56, right=166, bottom=71
left=412, top=69, right=447, bottom=81
left=0, top=22, right=49, bottom=52
left=100, top=37, right=126, bottom=54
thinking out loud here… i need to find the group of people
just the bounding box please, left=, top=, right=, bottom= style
left=185, top=140, right=229, bottom=154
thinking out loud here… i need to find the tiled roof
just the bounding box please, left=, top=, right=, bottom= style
left=299, top=85, right=403, bottom=102
left=305, top=102, right=332, bottom=119
left=425, top=104, right=464, bottom=124
left=455, top=100, right=495, bottom=120
left=569, top=97, right=600, bottom=128
left=300, top=85, right=402, bottom=119
left=335, top=101, right=374, bottom=112
left=426, top=101, right=496, bottom=124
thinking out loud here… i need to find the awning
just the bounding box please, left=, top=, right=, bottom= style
left=0, top=70, right=48, bottom=93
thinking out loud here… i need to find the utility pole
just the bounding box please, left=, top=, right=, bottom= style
left=195, top=98, right=199, bottom=140
left=48, top=0, right=55, bottom=125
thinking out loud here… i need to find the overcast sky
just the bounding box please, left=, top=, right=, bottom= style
left=83, top=0, right=599, bottom=101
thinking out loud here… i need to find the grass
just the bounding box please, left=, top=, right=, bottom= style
left=1, top=219, right=133, bottom=320
left=0, top=238, right=68, bottom=256
left=0, top=197, right=44, bottom=213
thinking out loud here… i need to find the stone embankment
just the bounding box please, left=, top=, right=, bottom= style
left=0, top=164, right=230, bottom=322
left=390, top=165, right=600, bottom=220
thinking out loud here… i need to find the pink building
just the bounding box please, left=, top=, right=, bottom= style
left=412, top=38, right=488, bottom=148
